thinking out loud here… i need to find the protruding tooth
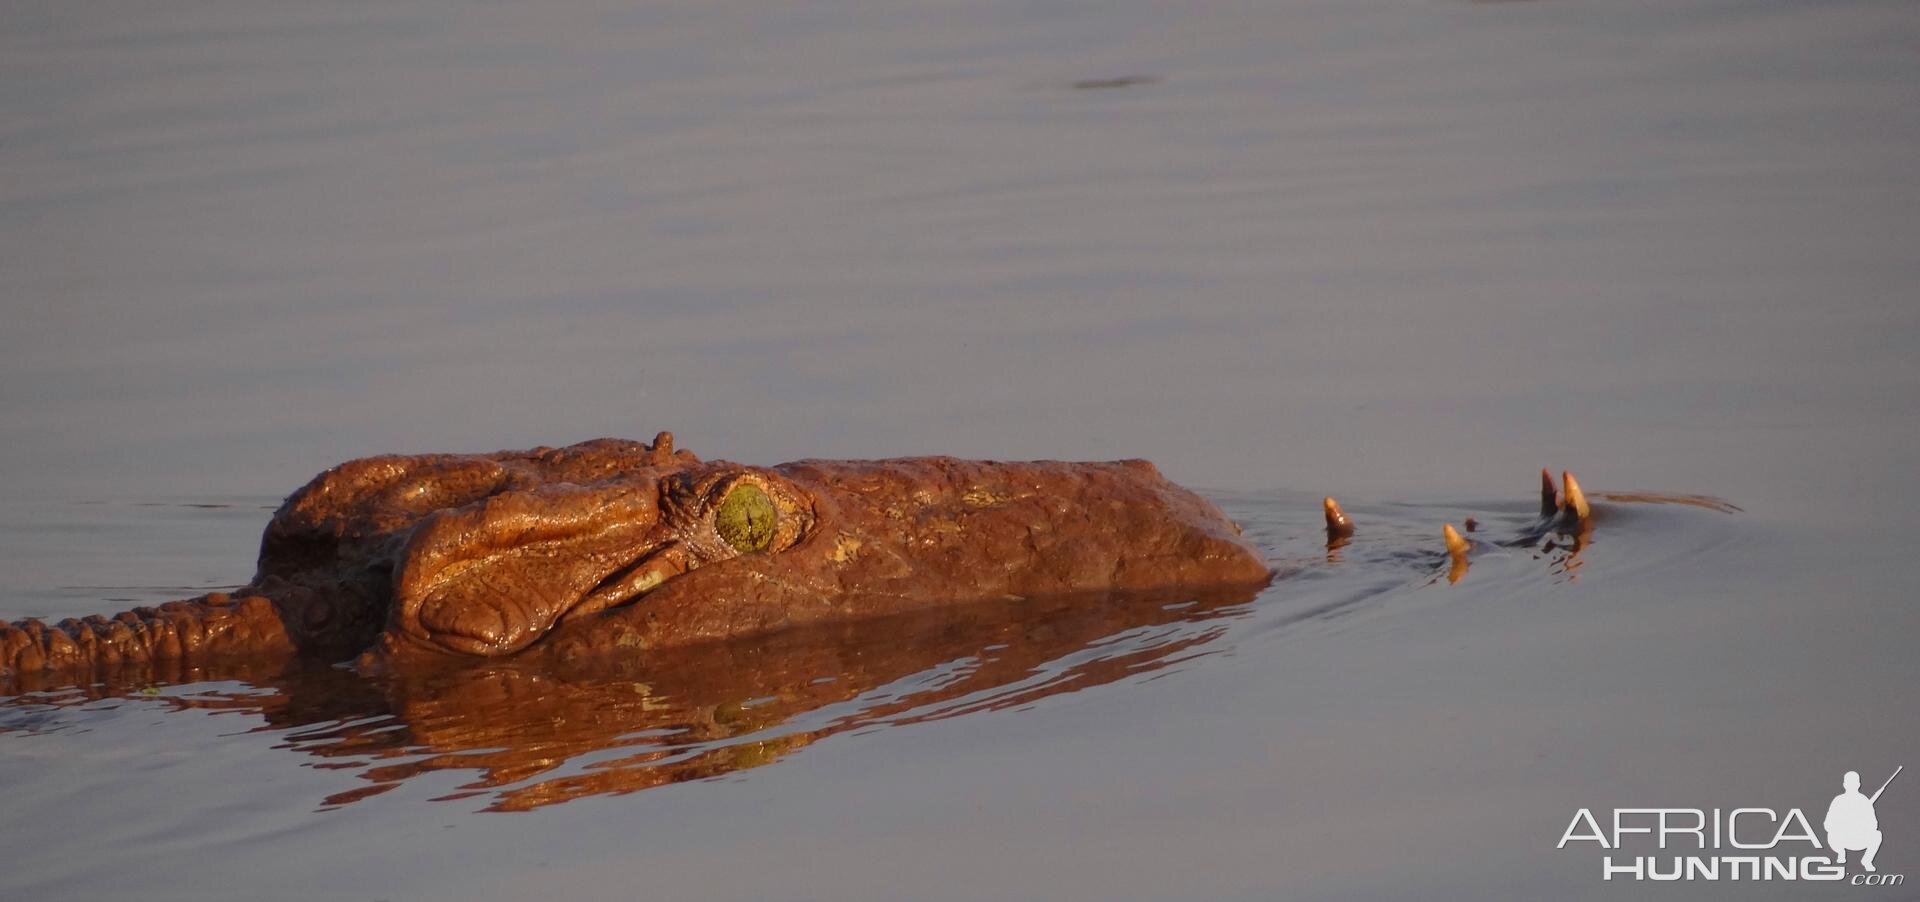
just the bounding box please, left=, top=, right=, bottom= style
left=1540, top=468, right=1559, bottom=518
left=1324, top=496, right=1355, bottom=539
left=1561, top=471, right=1591, bottom=522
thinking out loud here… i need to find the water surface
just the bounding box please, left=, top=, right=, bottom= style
left=3, top=0, right=1918, bottom=899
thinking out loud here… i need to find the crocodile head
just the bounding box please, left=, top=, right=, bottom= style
left=254, top=432, right=1271, bottom=663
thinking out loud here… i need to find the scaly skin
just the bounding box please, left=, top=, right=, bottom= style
left=2, top=432, right=1272, bottom=690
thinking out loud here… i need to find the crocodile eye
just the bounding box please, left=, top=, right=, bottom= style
left=714, top=482, right=777, bottom=553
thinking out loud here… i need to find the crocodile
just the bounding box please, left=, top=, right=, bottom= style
left=0, top=436, right=1741, bottom=810
left=1, top=433, right=1708, bottom=694
left=1, top=432, right=1272, bottom=689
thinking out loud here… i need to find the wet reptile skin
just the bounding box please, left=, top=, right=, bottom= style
left=1, top=432, right=1271, bottom=689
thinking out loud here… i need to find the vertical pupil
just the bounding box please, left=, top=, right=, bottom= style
left=715, top=484, right=777, bottom=552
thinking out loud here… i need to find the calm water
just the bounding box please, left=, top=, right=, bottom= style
left=3, top=1, right=1918, bottom=899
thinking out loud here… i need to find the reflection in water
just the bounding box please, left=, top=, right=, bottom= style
left=2, top=586, right=1257, bottom=812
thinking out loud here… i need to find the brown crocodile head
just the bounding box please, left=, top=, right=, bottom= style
left=3, top=438, right=1729, bottom=693
left=251, top=432, right=1271, bottom=665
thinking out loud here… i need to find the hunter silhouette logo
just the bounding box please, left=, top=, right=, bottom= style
left=1827, top=767, right=1899, bottom=873
left=1558, top=765, right=1905, bottom=885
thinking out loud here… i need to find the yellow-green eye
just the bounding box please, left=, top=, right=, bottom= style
left=714, top=483, right=777, bottom=553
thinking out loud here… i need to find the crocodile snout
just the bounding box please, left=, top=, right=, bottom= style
left=391, top=480, right=669, bottom=657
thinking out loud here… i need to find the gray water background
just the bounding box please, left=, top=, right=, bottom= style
left=2, top=1, right=1918, bottom=899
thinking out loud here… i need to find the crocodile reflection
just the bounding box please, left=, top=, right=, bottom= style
left=3, top=585, right=1257, bottom=812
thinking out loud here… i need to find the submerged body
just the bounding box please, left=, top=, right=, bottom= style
left=0, top=433, right=1271, bottom=689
